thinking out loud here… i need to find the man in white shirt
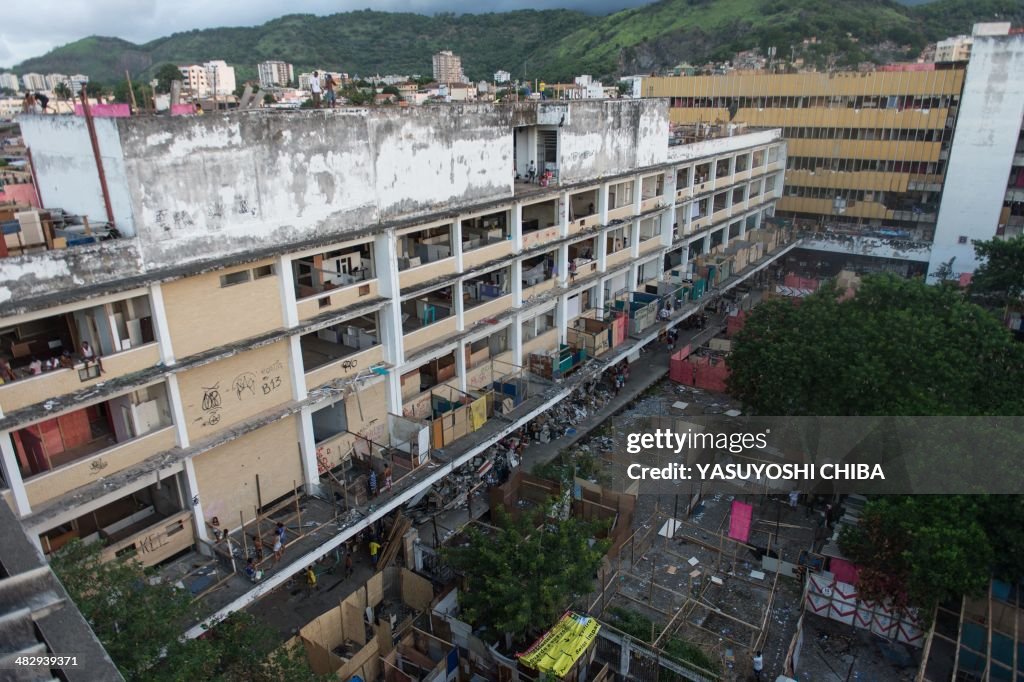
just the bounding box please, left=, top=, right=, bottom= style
left=310, top=71, right=322, bottom=109
left=752, top=651, right=764, bottom=681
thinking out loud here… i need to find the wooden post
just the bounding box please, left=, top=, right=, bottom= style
left=294, top=480, right=302, bottom=538
left=254, top=506, right=263, bottom=557
left=82, top=215, right=92, bottom=236
left=256, top=474, right=263, bottom=511
left=124, top=70, right=138, bottom=110
left=239, top=511, right=248, bottom=559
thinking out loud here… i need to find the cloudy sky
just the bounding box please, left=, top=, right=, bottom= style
left=1, top=0, right=654, bottom=68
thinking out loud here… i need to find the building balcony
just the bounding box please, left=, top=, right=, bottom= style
left=23, top=426, right=177, bottom=507
left=0, top=342, right=160, bottom=414
left=462, top=239, right=513, bottom=270
left=676, top=186, right=693, bottom=201
left=638, top=237, right=663, bottom=256
left=295, top=279, right=379, bottom=322
left=404, top=316, right=458, bottom=355
left=521, top=224, right=561, bottom=251
left=522, top=277, right=556, bottom=300
left=568, top=214, right=598, bottom=236
left=606, top=249, right=632, bottom=270
left=521, top=328, right=559, bottom=357
left=399, top=257, right=457, bottom=291
left=607, top=204, right=634, bottom=222
left=733, top=169, right=751, bottom=183
left=305, top=345, right=385, bottom=391
left=712, top=207, right=731, bottom=224
left=99, top=509, right=195, bottom=567
left=463, top=294, right=514, bottom=327
left=640, top=197, right=663, bottom=213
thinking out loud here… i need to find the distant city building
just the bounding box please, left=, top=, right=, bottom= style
left=0, top=73, right=19, bottom=92
left=935, top=34, right=974, bottom=63
left=204, top=60, right=236, bottom=96
left=432, top=50, right=466, bottom=84
left=69, top=74, right=89, bottom=96
left=21, top=73, right=46, bottom=92
left=178, top=64, right=209, bottom=96
left=44, top=73, right=69, bottom=91
left=257, top=60, right=294, bottom=88
left=494, top=69, right=511, bottom=84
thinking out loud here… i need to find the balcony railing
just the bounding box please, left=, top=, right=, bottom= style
left=0, top=343, right=161, bottom=414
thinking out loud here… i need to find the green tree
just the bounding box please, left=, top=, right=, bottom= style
left=112, top=80, right=146, bottom=106
left=53, top=81, right=72, bottom=101
left=840, top=496, right=1024, bottom=612
left=970, top=235, right=1024, bottom=308
left=51, top=540, right=323, bottom=681
left=727, top=274, right=1024, bottom=415
left=443, top=506, right=609, bottom=645
left=263, top=92, right=277, bottom=105
left=154, top=63, right=183, bottom=94
left=84, top=81, right=106, bottom=98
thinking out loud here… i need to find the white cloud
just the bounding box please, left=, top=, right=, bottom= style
left=1, top=0, right=652, bottom=69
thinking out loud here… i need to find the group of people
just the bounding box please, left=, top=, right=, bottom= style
left=611, top=360, right=630, bottom=396
left=308, top=71, right=338, bottom=109
left=0, top=341, right=104, bottom=385
left=367, top=463, right=393, bottom=498
left=21, top=92, right=50, bottom=114
left=521, top=160, right=555, bottom=187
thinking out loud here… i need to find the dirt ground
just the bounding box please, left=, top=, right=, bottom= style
left=571, top=379, right=814, bottom=681
left=795, top=613, right=919, bottom=682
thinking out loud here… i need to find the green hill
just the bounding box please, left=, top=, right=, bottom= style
left=10, top=0, right=1024, bottom=86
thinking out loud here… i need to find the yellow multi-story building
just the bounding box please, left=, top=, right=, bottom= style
left=645, top=68, right=967, bottom=241
left=2, top=100, right=789, bottom=632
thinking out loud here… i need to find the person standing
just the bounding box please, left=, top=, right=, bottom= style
left=752, top=651, right=764, bottom=681
left=80, top=341, right=104, bottom=374
left=273, top=522, right=286, bottom=563
left=368, top=469, right=378, bottom=498
left=344, top=551, right=354, bottom=578
left=305, top=565, right=318, bottom=597
left=323, top=73, right=336, bottom=108
left=527, top=160, right=537, bottom=183
left=789, top=489, right=800, bottom=509
left=569, top=260, right=577, bottom=283
left=309, top=71, right=322, bottom=109
left=369, top=539, right=381, bottom=567
left=383, top=464, right=393, bottom=493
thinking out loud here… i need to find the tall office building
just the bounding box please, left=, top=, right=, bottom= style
left=433, top=50, right=466, bottom=84
left=257, top=60, right=294, bottom=88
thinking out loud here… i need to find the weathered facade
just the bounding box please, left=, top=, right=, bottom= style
left=1, top=99, right=785, bottom=628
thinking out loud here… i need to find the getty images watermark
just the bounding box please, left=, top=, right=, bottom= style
left=606, top=416, right=1024, bottom=495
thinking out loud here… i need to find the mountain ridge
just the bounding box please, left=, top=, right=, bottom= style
left=6, top=0, right=1023, bottom=86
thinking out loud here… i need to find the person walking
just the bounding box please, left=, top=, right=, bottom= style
left=569, top=260, right=577, bottom=283
left=305, top=565, right=318, bottom=597
left=273, top=522, right=286, bottom=563
left=309, top=71, right=322, bottom=108
left=752, top=651, right=764, bottom=681
left=369, top=539, right=381, bottom=568
left=323, top=73, right=336, bottom=108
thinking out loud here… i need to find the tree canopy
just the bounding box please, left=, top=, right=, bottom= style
left=444, top=506, right=608, bottom=645
left=51, top=540, right=322, bottom=681
left=727, top=274, right=1024, bottom=416
left=154, top=63, right=184, bottom=94
left=970, top=234, right=1024, bottom=308
left=839, top=496, right=1024, bottom=612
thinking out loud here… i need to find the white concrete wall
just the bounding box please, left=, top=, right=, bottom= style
left=667, top=128, right=782, bottom=162
left=930, top=34, right=1024, bottom=278
left=800, top=236, right=931, bottom=262
left=558, top=100, right=669, bottom=183
left=18, top=115, right=135, bottom=235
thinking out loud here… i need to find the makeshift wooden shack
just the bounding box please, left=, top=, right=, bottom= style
left=669, top=345, right=731, bottom=393
left=295, top=567, right=436, bottom=681
left=566, top=317, right=612, bottom=358
left=607, top=291, right=661, bottom=336
left=425, top=384, right=492, bottom=449
left=381, top=628, right=458, bottom=682
left=528, top=344, right=587, bottom=381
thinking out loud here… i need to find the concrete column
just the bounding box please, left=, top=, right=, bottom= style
left=0, top=432, right=30, bottom=517
left=619, top=636, right=631, bottom=678
left=149, top=282, right=176, bottom=364
left=183, top=457, right=210, bottom=544
left=374, top=232, right=405, bottom=368
left=455, top=340, right=468, bottom=393
left=556, top=294, right=569, bottom=344
left=597, top=227, right=608, bottom=272
left=662, top=171, right=677, bottom=247
left=630, top=262, right=641, bottom=291
left=288, top=335, right=307, bottom=399
left=739, top=213, right=748, bottom=239
left=512, top=260, right=523, bottom=308
left=454, top=280, right=465, bottom=332
left=165, top=375, right=190, bottom=449
left=510, top=313, right=524, bottom=367
left=630, top=220, right=640, bottom=259
left=297, top=407, right=319, bottom=494
left=278, top=254, right=298, bottom=329
left=702, top=232, right=712, bottom=255
left=512, top=203, right=524, bottom=253
left=384, top=369, right=403, bottom=416
left=559, top=191, right=570, bottom=238
left=632, top=176, right=642, bottom=215
left=557, top=243, right=570, bottom=288
left=453, top=218, right=464, bottom=273
left=598, top=182, right=610, bottom=226
left=595, top=281, right=606, bottom=316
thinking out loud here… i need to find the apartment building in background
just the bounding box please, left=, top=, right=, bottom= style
left=2, top=99, right=788, bottom=631
left=934, top=34, right=973, bottom=63
left=0, top=72, right=20, bottom=92
left=433, top=50, right=466, bottom=84
left=257, top=60, right=295, bottom=88
left=44, top=73, right=69, bottom=91
left=20, top=73, right=46, bottom=91
left=178, top=61, right=236, bottom=98
left=645, top=24, right=1024, bottom=281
